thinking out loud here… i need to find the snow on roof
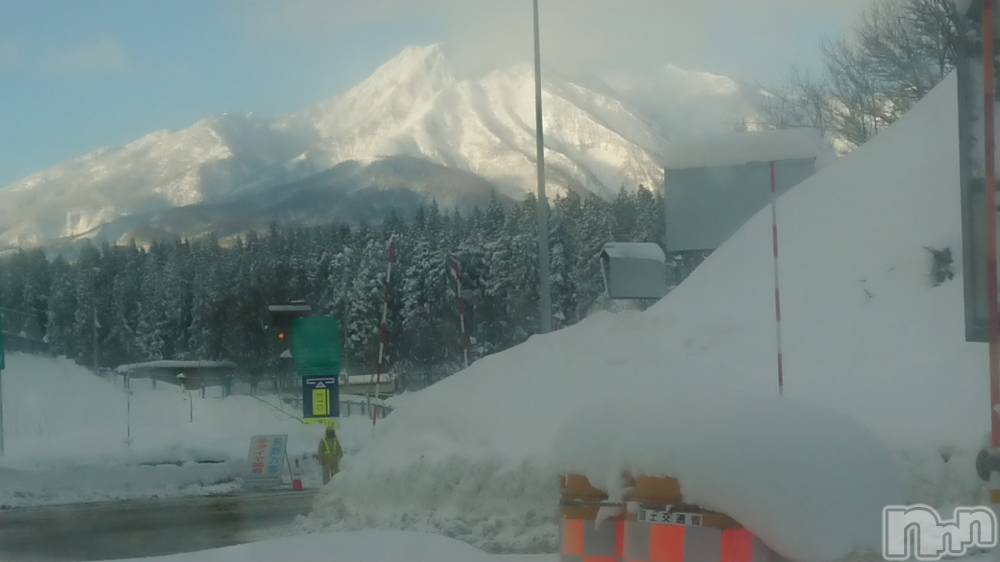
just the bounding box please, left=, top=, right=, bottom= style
left=310, top=74, right=976, bottom=560
left=115, top=360, right=237, bottom=373
left=267, top=304, right=312, bottom=312
left=664, top=127, right=827, bottom=170
left=601, top=242, right=666, bottom=262
left=341, top=373, right=397, bottom=384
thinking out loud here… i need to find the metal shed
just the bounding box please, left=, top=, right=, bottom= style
left=600, top=242, right=668, bottom=300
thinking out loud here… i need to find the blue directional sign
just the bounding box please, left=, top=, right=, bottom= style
left=302, top=375, right=339, bottom=423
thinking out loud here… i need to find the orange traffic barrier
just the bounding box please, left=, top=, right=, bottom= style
left=624, top=505, right=784, bottom=562
left=561, top=474, right=783, bottom=562
left=561, top=474, right=625, bottom=562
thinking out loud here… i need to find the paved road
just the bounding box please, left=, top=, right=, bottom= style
left=0, top=490, right=319, bottom=562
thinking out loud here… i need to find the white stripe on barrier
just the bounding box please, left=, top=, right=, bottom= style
left=637, top=507, right=704, bottom=527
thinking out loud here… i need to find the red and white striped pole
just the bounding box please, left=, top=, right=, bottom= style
left=770, top=161, right=785, bottom=397
left=373, top=236, right=397, bottom=425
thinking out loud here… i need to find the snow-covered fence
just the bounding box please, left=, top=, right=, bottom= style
left=339, top=397, right=392, bottom=420
left=274, top=392, right=393, bottom=421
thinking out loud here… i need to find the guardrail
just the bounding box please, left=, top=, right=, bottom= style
left=277, top=395, right=394, bottom=421
left=338, top=397, right=393, bottom=419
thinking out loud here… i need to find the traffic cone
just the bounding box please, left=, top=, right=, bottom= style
left=291, top=457, right=304, bottom=491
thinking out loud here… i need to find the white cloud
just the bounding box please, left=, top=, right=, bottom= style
left=237, top=0, right=874, bottom=81
left=44, top=36, right=129, bottom=75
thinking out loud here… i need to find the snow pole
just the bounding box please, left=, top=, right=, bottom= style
left=450, top=257, right=470, bottom=368
left=373, top=236, right=397, bottom=426
left=770, top=161, right=785, bottom=397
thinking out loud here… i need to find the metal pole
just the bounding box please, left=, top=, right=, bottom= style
left=770, top=162, right=785, bottom=397
left=532, top=0, right=553, bottom=334
left=373, top=237, right=397, bottom=426
left=0, top=369, right=5, bottom=457
left=983, top=0, right=1000, bottom=450
left=92, top=307, right=99, bottom=372
left=125, top=374, right=132, bottom=446
left=452, top=258, right=470, bottom=368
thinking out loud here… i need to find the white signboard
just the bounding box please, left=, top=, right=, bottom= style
left=244, top=434, right=288, bottom=490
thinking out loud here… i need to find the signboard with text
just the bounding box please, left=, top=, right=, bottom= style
left=302, top=375, right=339, bottom=424
left=244, top=434, right=288, bottom=489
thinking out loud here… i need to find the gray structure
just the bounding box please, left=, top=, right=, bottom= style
left=115, top=360, right=238, bottom=396
left=600, top=242, right=668, bottom=300
left=665, top=158, right=817, bottom=253
left=664, top=128, right=825, bottom=254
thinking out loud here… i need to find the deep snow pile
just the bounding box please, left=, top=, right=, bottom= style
left=111, top=530, right=553, bottom=562
left=0, top=353, right=371, bottom=507
left=309, top=72, right=989, bottom=561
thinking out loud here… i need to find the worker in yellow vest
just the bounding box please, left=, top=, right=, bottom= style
left=318, top=425, right=343, bottom=484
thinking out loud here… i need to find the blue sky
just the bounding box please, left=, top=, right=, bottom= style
left=0, top=0, right=870, bottom=186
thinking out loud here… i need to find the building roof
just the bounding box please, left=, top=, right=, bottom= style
left=664, top=128, right=827, bottom=170
left=115, top=360, right=237, bottom=373
left=601, top=242, right=666, bottom=262
left=267, top=304, right=312, bottom=312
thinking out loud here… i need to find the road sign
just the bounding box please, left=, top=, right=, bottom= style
left=302, top=375, right=339, bottom=423
left=245, top=434, right=288, bottom=490
left=291, top=317, right=341, bottom=376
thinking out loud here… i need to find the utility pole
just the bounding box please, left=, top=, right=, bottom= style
left=0, top=310, right=5, bottom=456
left=125, top=373, right=132, bottom=447
left=532, top=0, right=553, bottom=334
left=91, top=267, right=101, bottom=372
left=450, top=257, right=470, bottom=368
left=373, top=236, right=397, bottom=425
left=92, top=307, right=100, bottom=372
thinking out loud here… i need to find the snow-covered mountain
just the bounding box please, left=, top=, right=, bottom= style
left=0, top=44, right=762, bottom=248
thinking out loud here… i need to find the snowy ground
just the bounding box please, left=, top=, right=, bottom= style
left=301, top=71, right=994, bottom=562
left=0, top=353, right=373, bottom=508
left=108, top=530, right=554, bottom=562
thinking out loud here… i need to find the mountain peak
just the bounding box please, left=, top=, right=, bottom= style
left=0, top=46, right=765, bottom=248
left=302, top=44, right=455, bottom=141
left=361, top=43, right=453, bottom=93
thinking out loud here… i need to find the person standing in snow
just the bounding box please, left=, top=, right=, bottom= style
left=318, top=425, right=343, bottom=484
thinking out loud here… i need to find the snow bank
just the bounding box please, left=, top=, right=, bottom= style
left=555, top=389, right=901, bottom=562
left=311, top=72, right=982, bottom=561
left=0, top=353, right=373, bottom=506
left=111, top=530, right=553, bottom=562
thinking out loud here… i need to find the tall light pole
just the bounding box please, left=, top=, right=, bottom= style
left=0, top=310, right=5, bottom=456
left=532, top=0, right=553, bottom=334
